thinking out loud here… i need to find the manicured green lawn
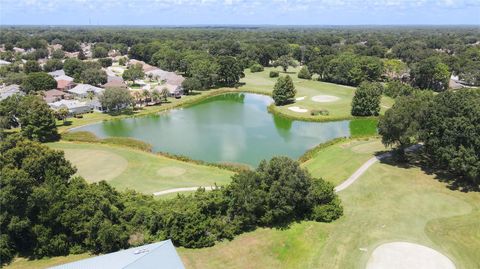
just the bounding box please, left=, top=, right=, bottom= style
left=5, top=253, right=92, bottom=269
left=239, top=67, right=394, bottom=121
left=302, top=138, right=387, bottom=186
left=48, top=142, right=234, bottom=194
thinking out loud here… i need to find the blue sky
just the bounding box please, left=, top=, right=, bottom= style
left=1, top=0, right=479, bottom=25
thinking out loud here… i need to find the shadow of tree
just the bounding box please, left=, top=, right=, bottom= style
left=378, top=150, right=479, bottom=192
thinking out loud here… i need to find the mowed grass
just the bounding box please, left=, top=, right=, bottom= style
left=179, top=139, right=480, bottom=269
left=302, top=138, right=387, bottom=186
left=6, top=253, right=92, bottom=269
left=239, top=67, right=394, bottom=121
left=48, top=142, right=234, bottom=194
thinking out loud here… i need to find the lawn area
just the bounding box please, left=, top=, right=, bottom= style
left=48, top=142, right=234, bottom=194
left=302, top=138, right=387, bottom=186
left=179, top=139, right=480, bottom=269
left=6, top=253, right=92, bottom=269
left=239, top=66, right=394, bottom=121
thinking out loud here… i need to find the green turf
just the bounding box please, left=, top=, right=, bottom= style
left=239, top=66, right=394, bottom=121
left=349, top=118, right=379, bottom=137
left=48, top=142, right=234, bottom=194
left=5, top=253, right=92, bottom=269
left=302, top=138, right=387, bottom=186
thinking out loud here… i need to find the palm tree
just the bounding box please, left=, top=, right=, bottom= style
left=151, top=89, right=162, bottom=104
left=161, top=87, right=169, bottom=102
left=142, top=89, right=151, bottom=105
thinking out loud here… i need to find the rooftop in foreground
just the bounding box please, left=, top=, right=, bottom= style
left=49, top=240, right=184, bottom=269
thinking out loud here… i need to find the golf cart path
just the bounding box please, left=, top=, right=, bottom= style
left=153, top=145, right=421, bottom=196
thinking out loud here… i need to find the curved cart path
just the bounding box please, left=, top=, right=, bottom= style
left=153, top=145, right=421, bottom=196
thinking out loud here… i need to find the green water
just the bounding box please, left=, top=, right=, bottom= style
left=75, top=93, right=351, bottom=166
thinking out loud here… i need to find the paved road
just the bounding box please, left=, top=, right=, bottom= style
left=153, top=145, right=421, bottom=196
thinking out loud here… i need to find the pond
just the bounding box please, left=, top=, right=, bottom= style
left=74, top=93, right=351, bottom=166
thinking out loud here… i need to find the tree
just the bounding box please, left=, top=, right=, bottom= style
left=63, top=58, right=84, bottom=77
left=99, top=87, right=133, bottom=112
left=418, top=90, right=480, bottom=186
left=351, top=81, right=382, bottom=116
left=122, top=64, right=144, bottom=84
left=269, top=70, right=279, bottom=78
left=225, top=156, right=342, bottom=228
left=62, top=39, right=80, bottom=52
left=411, top=56, right=450, bottom=92
left=160, top=87, right=170, bottom=101
left=151, top=89, right=162, bottom=104
left=189, top=59, right=219, bottom=89
left=250, top=63, right=264, bottom=73
left=21, top=72, right=56, bottom=94
left=216, top=56, right=243, bottom=86
left=24, top=60, right=41, bottom=74
left=98, top=58, right=113, bottom=68
left=272, top=75, right=296, bottom=105
left=118, top=57, right=126, bottom=66
left=42, top=59, right=63, bottom=72
left=297, top=66, right=312, bottom=79
left=93, top=47, right=108, bottom=58
left=383, top=59, right=408, bottom=80
left=77, top=50, right=86, bottom=60
left=383, top=80, right=414, bottom=98
left=55, top=107, right=69, bottom=124
left=51, top=49, right=65, bottom=59
left=182, top=77, right=202, bottom=95
left=18, top=96, right=58, bottom=142
left=273, top=55, right=298, bottom=72
left=79, top=68, right=107, bottom=86
left=378, top=91, right=433, bottom=153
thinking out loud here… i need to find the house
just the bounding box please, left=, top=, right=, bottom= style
left=55, top=74, right=74, bottom=82
left=48, top=69, right=66, bottom=78
left=13, top=47, right=25, bottom=53
left=56, top=80, right=76, bottom=91
left=0, top=60, right=11, bottom=66
left=104, top=76, right=128, bottom=89
left=145, top=69, right=185, bottom=86
left=0, top=84, right=23, bottom=101
left=49, top=240, right=185, bottom=269
left=68, top=84, right=104, bottom=98
left=87, top=98, right=105, bottom=112
left=128, top=59, right=158, bottom=72
left=43, top=89, right=72, bottom=103
left=155, top=84, right=183, bottom=98
left=49, top=100, right=91, bottom=115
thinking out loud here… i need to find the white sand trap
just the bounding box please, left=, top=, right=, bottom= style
left=311, top=95, right=340, bottom=103
left=288, top=106, right=308, bottom=113
left=295, top=96, right=306, bottom=101
left=366, top=242, right=456, bottom=269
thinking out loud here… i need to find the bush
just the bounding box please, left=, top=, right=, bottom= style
left=310, top=109, right=329, bottom=116
left=102, top=137, right=153, bottom=152
left=269, top=70, right=279, bottom=78
left=250, top=63, right=264, bottom=73
left=311, top=198, right=343, bottom=222
left=297, top=66, right=312, bottom=79
left=61, top=131, right=99, bottom=142
left=98, top=58, right=113, bottom=68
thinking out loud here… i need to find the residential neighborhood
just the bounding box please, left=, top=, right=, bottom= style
left=0, top=42, right=186, bottom=117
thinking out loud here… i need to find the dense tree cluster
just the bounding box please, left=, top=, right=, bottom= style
left=379, top=89, right=480, bottom=187
left=0, top=138, right=342, bottom=265
left=0, top=95, right=58, bottom=142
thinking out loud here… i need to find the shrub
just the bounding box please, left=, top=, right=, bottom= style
left=269, top=70, right=279, bottom=78
left=98, top=58, right=113, bottom=68
left=61, top=131, right=99, bottom=142
left=310, top=109, right=329, bottom=116
left=102, top=137, right=153, bottom=152
left=297, top=66, right=312, bottom=79
left=310, top=198, right=343, bottom=222
left=250, top=63, right=264, bottom=73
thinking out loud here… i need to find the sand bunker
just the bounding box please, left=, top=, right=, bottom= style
left=288, top=106, right=308, bottom=113
left=366, top=242, right=455, bottom=269
left=311, top=95, right=339, bottom=103
left=295, top=96, right=306, bottom=101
